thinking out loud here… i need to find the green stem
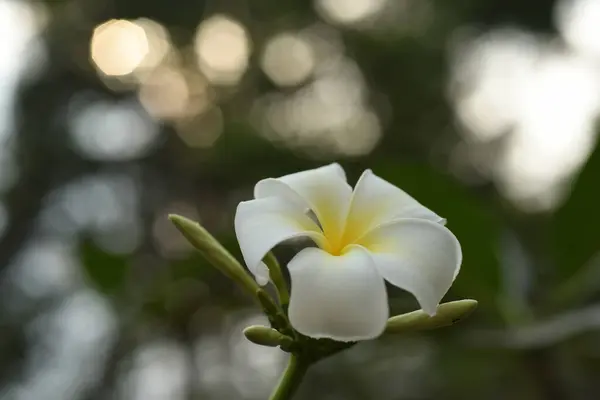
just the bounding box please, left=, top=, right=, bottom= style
left=269, top=354, right=309, bottom=400
left=264, top=252, right=290, bottom=309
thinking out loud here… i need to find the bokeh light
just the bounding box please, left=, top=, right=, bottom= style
left=5, top=239, right=77, bottom=308
left=261, top=33, right=316, bottom=87
left=40, top=173, right=142, bottom=254
left=68, top=96, right=160, bottom=161
left=6, top=291, right=116, bottom=400
left=120, top=341, right=190, bottom=400
left=175, top=106, right=224, bottom=148
left=255, top=56, right=381, bottom=157
left=138, top=66, right=212, bottom=121
left=133, top=19, right=173, bottom=73
left=556, top=0, right=600, bottom=60
left=91, top=19, right=150, bottom=77
left=315, top=0, right=388, bottom=25
left=193, top=312, right=284, bottom=399
left=0, top=0, right=46, bottom=197
left=193, top=15, right=251, bottom=86
left=138, top=66, right=190, bottom=120
left=449, top=28, right=600, bottom=211
left=496, top=50, right=600, bottom=209
left=228, top=313, right=284, bottom=397
left=0, top=0, right=47, bottom=80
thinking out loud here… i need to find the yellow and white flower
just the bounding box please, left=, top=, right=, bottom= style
left=235, top=163, right=462, bottom=342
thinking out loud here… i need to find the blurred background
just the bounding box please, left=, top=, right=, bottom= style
left=0, top=0, right=599, bottom=398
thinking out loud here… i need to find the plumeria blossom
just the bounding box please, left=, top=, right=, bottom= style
left=235, top=164, right=462, bottom=342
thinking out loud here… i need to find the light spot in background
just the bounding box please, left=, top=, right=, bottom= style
left=0, top=0, right=47, bottom=195
left=341, top=337, right=435, bottom=399
left=136, top=61, right=220, bottom=146
left=91, top=19, right=149, bottom=77
left=193, top=14, right=251, bottom=86
left=9, top=290, right=116, bottom=400
left=139, top=66, right=189, bottom=119
left=40, top=173, right=142, bottom=254
left=253, top=25, right=382, bottom=156
left=254, top=56, right=381, bottom=157
left=194, top=335, right=236, bottom=397
left=228, top=313, right=285, bottom=398
left=193, top=312, right=284, bottom=398
left=450, top=29, right=540, bottom=141
left=138, top=66, right=212, bottom=121
left=68, top=95, right=160, bottom=161
left=0, top=0, right=47, bottom=81
left=261, top=33, right=316, bottom=87
left=90, top=18, right=173, bottom=89
left=556, top=0, right=600, bottom=60
left=175, top=106, right=224, bottom=148
left=315, top=0, right=388, bottom=25
left=194, top=335, right=225, bottom=386
left=449, top=28, right=600, bottom=211
left=120, top=341, right=190, bottom=400
left=496, top=51, right=600, bottom=209
left=7, top=239, right=78, bottom=304
left=133, top=19, right=172, bottom=73
left=330, top=110, right=382, bottom=156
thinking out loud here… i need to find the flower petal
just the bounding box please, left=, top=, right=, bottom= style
left=287, top=246, right=389, bottom=341
left=357, top=219, right=462, bottom=315
left=254, top=163, right=352, bottom=248
left=343, top=170, right=445, bottom=244
left=235, top=197, right=326, bottom=284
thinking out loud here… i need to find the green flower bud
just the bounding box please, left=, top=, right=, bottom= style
left=263, top=252, right=290, bottom=308
left=168, top=214, right=259, bottom=297
left=243, top=325, right=294, bottom=348
left=385, top=299, right=478, bottom=334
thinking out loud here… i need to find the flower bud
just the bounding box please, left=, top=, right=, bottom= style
left=263, top=252, right=290, bottom=308
left=168, top=214, right=259, bottom=296
left=243, top=325, right=293, bottom=348
left=385, top=299, right=478, bottom=334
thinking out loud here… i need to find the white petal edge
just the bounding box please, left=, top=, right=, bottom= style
left=234, top=197, right=326, bottom=285
left=287, top=246, right=389, bottom=342
left=343, top=170, right=445, bottom=244
left=254, top=163, right=353, bottom=247
left=356, top=218, right=462, bottom=315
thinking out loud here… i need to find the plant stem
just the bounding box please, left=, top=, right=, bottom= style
left=264, top=252, right=290, bottom=309
left=269, top=354, right=309, bottom=400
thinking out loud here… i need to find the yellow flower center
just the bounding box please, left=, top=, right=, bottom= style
left=319, top=215, right=369, bottom=257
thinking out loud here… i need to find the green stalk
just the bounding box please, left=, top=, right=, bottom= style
left=269, top=354, right=309, bottom=400
left=264, top=251, right=290, bottom=309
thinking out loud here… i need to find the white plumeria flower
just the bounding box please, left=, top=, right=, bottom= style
left=235, top=163, right=462, bottom=342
